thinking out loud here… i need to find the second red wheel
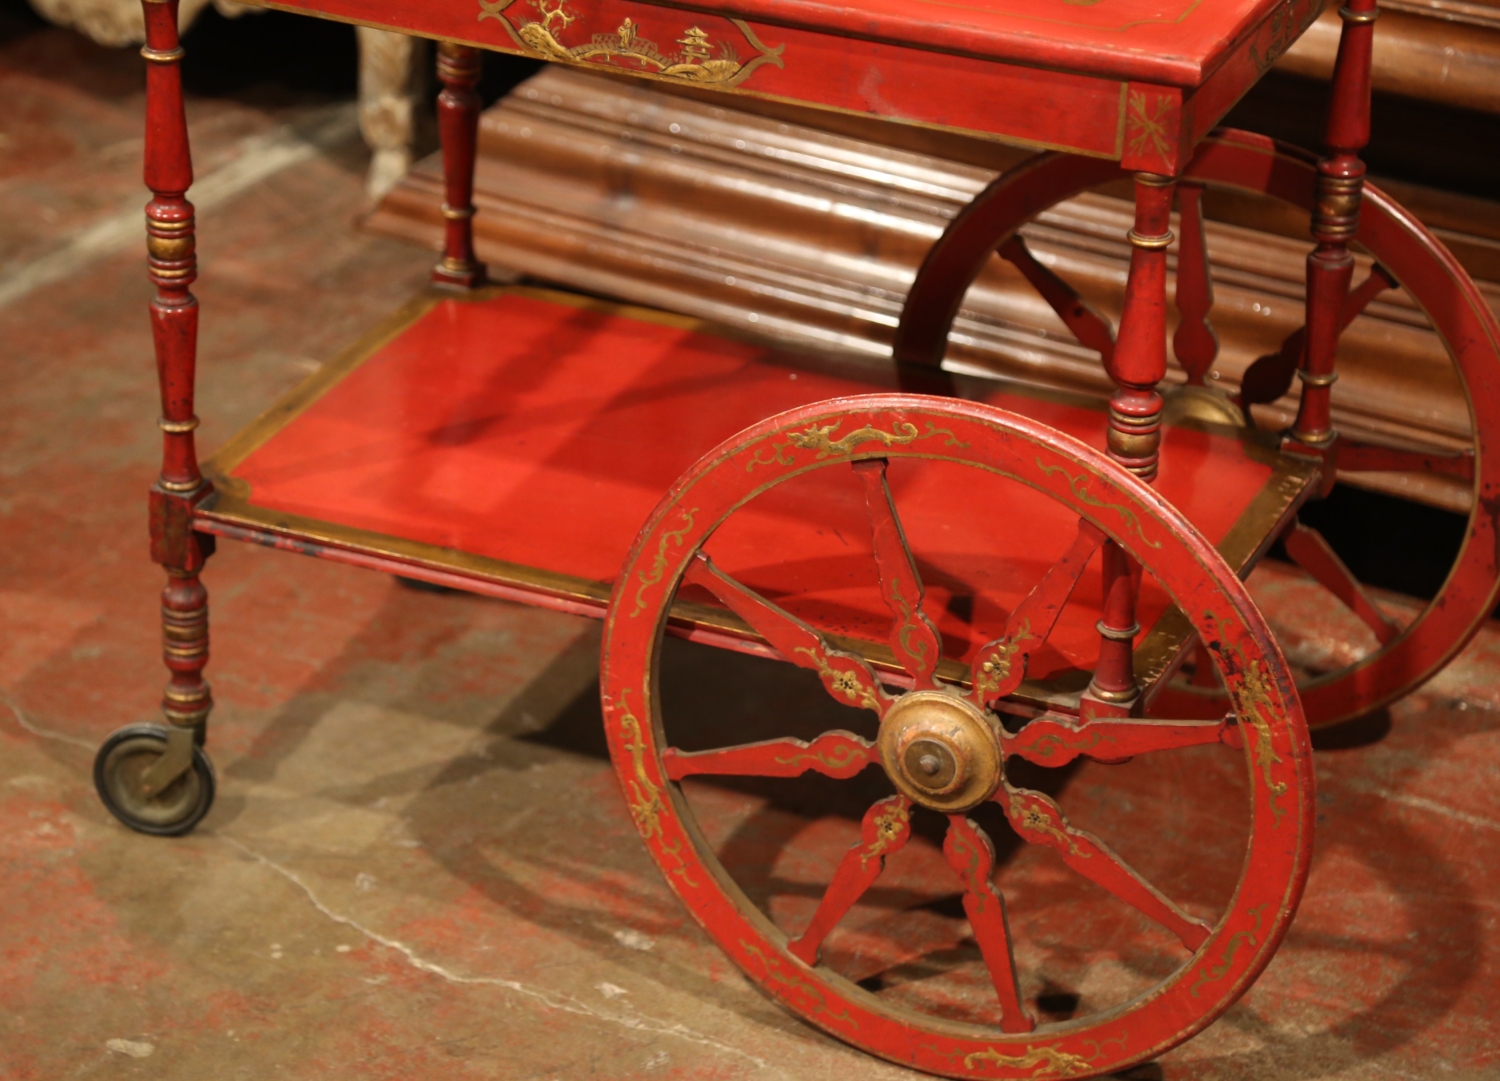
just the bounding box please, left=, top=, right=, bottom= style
left=895, top=130, right=1500, bottom=729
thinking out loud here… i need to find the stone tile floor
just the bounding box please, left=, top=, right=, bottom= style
left=1, top=9, right=1497, bottom=1080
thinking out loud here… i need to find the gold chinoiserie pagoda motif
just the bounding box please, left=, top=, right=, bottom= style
left=478, top=0, right=785, bottom=86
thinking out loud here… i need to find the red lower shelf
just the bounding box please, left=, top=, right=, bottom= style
left=199, top=286, right=1314, bottom=698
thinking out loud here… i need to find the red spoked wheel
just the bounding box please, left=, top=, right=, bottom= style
left=895, top=129, right=1500, bottom=729
left=602, top=395, right=1313, bottom=1079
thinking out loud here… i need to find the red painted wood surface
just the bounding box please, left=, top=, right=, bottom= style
left=213, top=290, right=1281, bottom=681
left=267, top=0, right=1295, bottom=84
left=259, top=0, right=1324, bottom=170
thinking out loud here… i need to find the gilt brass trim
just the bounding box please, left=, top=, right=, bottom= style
left=1128, top=229, right=1175, bottom=250
left=1133, top=448, right=1321, bottom=693
left=1096, top=620, right=1142, bottom=641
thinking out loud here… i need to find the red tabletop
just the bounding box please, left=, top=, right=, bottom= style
left=685, top=0, right=1298, bottom=86
left=259, top=0, right=1324, bottom=170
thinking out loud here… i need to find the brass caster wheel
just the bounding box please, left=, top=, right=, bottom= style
left=94, top=723, right=216, bottom=836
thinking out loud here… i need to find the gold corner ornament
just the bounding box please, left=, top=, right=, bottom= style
left=1124, top=90, right=1172, bottom=163
left=478, top=0, right=784, bottom=87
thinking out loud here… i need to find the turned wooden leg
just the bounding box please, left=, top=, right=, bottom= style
left=1088, top=543, right=1142, bottom=711
left=94, top=0, right=220, bottom=835
left=1107, top=173, right=1175, bottom=483
left=142, top=0, right=213, bottom=773
left=143, top=0, right=214, bottom=728
left=1085, top=172, right=1175, bottom=714
left=1291, top=0, right=1378, bottom=450
left=431, top=41, right=487, bottom=289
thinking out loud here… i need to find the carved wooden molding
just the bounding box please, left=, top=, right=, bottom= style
left=1379, top=0, right=1500, bottom=31
left=1280, top=5, right=1500, bottom=114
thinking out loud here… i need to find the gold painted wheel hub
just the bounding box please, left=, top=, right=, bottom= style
left=877, top=690, right=1003, bottom=812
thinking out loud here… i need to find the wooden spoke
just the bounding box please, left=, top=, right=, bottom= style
left=1172, top=182, right=1217, bottom=385
left=787, top=795, right=912, bottom=966
left=1000, top=787, right=1212, bottom=951
left=942, top=816, right=1033, bottom=1033
left=664, top=731, right=876, bottom=781
left=1334, top=439, right=1475, bottom=480
left=686, top=554, right=890, bottom=715
left=853, top=459, right=943, bottom=689
left=970, top=519, right=1105, bottom=708
left=1006, top=713, right=1239, bottom=767
left=999, top=235, right=1116, bottom=369
left=1237, top=263, right=1397, bottom=410
left=1283, top=522, right=1401, bottom=646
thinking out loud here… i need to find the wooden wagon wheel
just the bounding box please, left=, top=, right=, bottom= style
left=601, top=395, right=1312, bottom=1079
left=895, top=129, right=1500, bottom=730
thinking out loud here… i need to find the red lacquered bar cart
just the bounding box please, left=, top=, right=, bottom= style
left=97, top=0, right=1500, bottom=1075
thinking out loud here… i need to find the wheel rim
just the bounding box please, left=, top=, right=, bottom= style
left=100, top=734, right=203, bottom=828
left=603, top=395, right=1313, bottom=1079
left=896, top=130, right=1500, bottom=727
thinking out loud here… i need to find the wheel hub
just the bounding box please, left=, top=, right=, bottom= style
left=877, top=690, right=1002, bottom=812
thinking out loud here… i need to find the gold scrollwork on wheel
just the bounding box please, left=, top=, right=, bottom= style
left=1023, top=726, right=1104, bottom=761
left=1007, top=791, right=1087, bottom=859
left=858, top=799, right=910, bottom=871
left=1036, top=459, right=1161, bottom=549
left=889, top=578, right=932, bottom=670
left=616, top=692, right=697, bottom=888
left=479, top=0, right=785, bottom=87
left=1188, top=902, right=1268, bottom=997
left=963, top=1045, right=1092, bottom=1076
left=773, top=742, right=865, bottom=772
left=790, top=420, right=920, bottom=457
left=946, top=821, right=985, bottom=885
left=744, top=442, right=797, bottom=472
left=747, top=419, right=970, bottom=471
left=630, top=506, right=697, bottom=617
left=973, top=618, right=1030, bottom=702
left=1227, top=644, right=1290, bottom=825
left=793, top=646, right=882, bottom=712
left=789, top=420, right=969, bottom=459
left=740, top=940, right=855, bottom=1024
